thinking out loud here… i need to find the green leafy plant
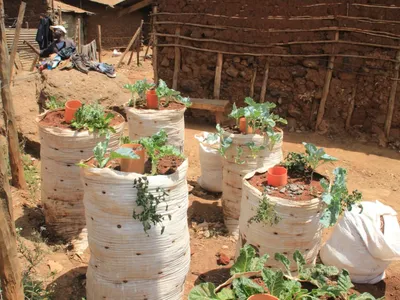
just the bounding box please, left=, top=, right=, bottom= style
left=234, top=146, right=245, bottom=164
left=246, top=142, right=265, bottom=159
left=320, top=167, right=363, bottom=228
left=132, top=176, right=170, bottom=235
left=206, top=124, right=233, bottom=158
left=229, top=103, right=245, bottom=127
left=124, top=79, right=155, bottom=107
left=156, top=79, right=192, bottom=108
left=248, top=194, right=281, bottom=226
left=71, top=102, right=116, bottom=136
left=45, top=95, right=65, bottom=110
left=303, top=142, right=338, bottom=182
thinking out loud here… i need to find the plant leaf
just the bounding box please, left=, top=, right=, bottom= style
left=336, top=269, right=354, bottom=296
left=274, top=253, right=291, bottom=275
left=110, top=148, right=140, bottom=160
left=188, top=283, right=219, bottom=300
left=262, top=268, right=286, bottom=296
left=216, top=288, right=235, bottom=300
left=293, top=250, right=306, bottom=273
left=232, top=277, right=264, bottom=300
left=230, top=245, right=256, bottom=275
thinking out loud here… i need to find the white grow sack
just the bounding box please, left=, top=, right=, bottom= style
left=238, top=167, right=324, bottom=269
left=195, top=132, right=223, bottom=193
left=222, top=131, right=283, bottom=235
left=125, top=106, right=186, bottom=151
left=82, top=160, right=190, bottom=300
left=37, top=110, right=124, bottom=252
left=320, top=200, right=400, bottom=284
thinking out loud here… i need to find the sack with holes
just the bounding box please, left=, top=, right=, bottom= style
left=222, top=130, right=283, bottom=236
left=125, top=106, right=186, bottom=152
left=320, top=200, right=400, bottom=284
left=37, top=109, right=124, bottom=253
left=81, top=160, right=190, bottom=300
left=195, top=132, right=223, bottom=193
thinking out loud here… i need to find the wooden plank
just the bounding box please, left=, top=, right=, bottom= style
left=191, top=98, right=229, bottom=112
left=384, top=50, right=400, bottom=138
left=117, top=20, right=143, bottom=68
left=97, top=25, right=102, bottom=62
left=172, top=27, right=181, bottom=90
left=260, top=60, right=270, bottom=103
left=213, top=52, right=223, bottom=99
left=9, top=2, right=26, bottom=80
left=118, top=0, right=152, bottom=17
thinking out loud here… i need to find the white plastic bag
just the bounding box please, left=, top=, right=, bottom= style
left=195, top=132, right=223, bottom=193
left=320, top=200, right=400, bottom=284
left=82, top=160, right=190, bottom=300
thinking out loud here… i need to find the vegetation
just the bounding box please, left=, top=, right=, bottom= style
left=45, top=96, right=65, bottom=110
left=248, top=194, right=281, bottom=226
left=71, top=102, right=116, bottom=136
left=124, top=79, right=155, bottom=107
left=156, top=79, right=192, bottom=108
left=189, top=245, right=382, bottom=300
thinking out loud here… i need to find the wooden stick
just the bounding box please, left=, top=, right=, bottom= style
left=260, top=60, right=270, bottom=103
left=128, top=23, right=142, bottom=66
left=152, top=6, right=158, bottom=83
left=127, top=49, right=134, bottom=65
left=215, top=271, right=261, bottom=292
left=9, top=2, right=26, bottom=81
left=0, top=137, right=24, bottom=300
left=77, top=17, right=81, bottom=52
left=213, top=53, right=223, bottom=99
left=155, top=43, right=398, bottom=62
left=384, top=50, right=400, bottom=138
left=51, top=0, right=55, bottom=15
left=308, top=98, right=318, bottom=127
left=0, top=0, right=27, bottom=190
left=172, top=27, right=181, bottom=90
left=154, top=32, right=400, bottom=50
left=346, top=86, right=357, bottom=131
left=315, top=31, right=340, bottom=131
left=144, top=36, right=152, bottom=59
left=352, top=3, right=400, bottom=9
left=23, top=40, right=40, bottom=56
left=136, top=42, right=140, bottom=66
left=30, top=55, right=39, bottom=71
left=250, top=62, right=257, bottom=98
left=58, top=7, right=62, bottom=25
left=117, top=19, right=143, bottom=68
left=74, top=17, right=79, bottom=44
left=97, top=25, right=102, bottom=62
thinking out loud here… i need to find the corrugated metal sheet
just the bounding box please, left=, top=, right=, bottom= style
left=54, top=1, right=94, bottom=14
left=6, top=28, right=38, bottom=71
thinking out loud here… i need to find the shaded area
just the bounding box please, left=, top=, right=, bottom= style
left=51, top=266, right=87, bottom=300
left=193, top=267, right=231, bottom=287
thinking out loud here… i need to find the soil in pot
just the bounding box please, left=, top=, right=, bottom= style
left=136, top=99, right=186, bottom=111
left=247, top=171, right=324, bottom=201
left=39, top=110, right=125, bottom=129
left=223, top=125, right=280, bottom=135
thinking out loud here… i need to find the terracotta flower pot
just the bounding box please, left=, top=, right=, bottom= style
left=64, top=100, right=82, bottom=123
left=146, top=89, right=159, bottom=109
left=239, top=117, right=253, bottom=134
left=120, top=144, right=145, bottom=174
left=267, top=166, right=288, bottom=187
left=248, top=294, right=279, bottom=300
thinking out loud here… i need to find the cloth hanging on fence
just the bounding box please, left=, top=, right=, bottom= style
left=80, top=40, right=97, bottom=61
left=36, top=17, right=53, bottom=50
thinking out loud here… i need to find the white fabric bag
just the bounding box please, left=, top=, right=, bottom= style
left=320, top=200, right=400, bottom=284
left=195, top=132, right=223, bottom=193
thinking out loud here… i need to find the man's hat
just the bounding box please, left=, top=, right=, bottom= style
left=50, top=25, right=67, bottom=34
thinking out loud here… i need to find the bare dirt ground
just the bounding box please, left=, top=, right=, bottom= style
left=8, top=50, right=400, bottom=299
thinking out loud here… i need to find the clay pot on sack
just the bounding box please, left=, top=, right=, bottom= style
left=64, top=100, right=82, bottom=123
left=248, top=294, right=279, bottom=300
left=146, top=89, right=159, bottom=109
left=239, top=117, right=253, bottom=134
left=120, top=144, right=145, bottom=173
left=267, top=166, right=288, bottom=187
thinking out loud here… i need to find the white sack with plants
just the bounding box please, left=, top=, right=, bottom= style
left=82, top=160, right=190, bottom=300
left=195, top=132, right=223, bottom=193
left=320, top=200, right=400, bottom=284
left=37, top=108, right=124, bottom=253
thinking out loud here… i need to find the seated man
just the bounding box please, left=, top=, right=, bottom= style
left=40, top=25, right=76, bottom=58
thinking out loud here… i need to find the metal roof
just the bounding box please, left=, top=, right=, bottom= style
left=88, top=0, right=126, bottom=7
left=54, top=1, right=95, bottom=14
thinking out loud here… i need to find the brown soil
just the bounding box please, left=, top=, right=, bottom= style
left=224, top=125, right=281, bottom=135
left=136, top=100, right=186, bottom=111
left=39, top=110, right=125, bottom=129
left=247, top=171, right=324, bottom=201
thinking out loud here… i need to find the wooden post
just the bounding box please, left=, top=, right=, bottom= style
left=315, top=31, right=339, bottom=131
left=346, top=85, right=357, bottom=130
left=30, top=55, right=39, bottom=71
left=152, top=6, right=158, bottom=83
left=128, top=22, right=142, bottom=66
left=214, top=52, right=223, bottom=99
left=9, top=2, right=26, bottom=80
left=144, top=36, right=152, bottom=60
left=58, top=7, right=62, bottom=25
left=117, top=20, right=144, bottom=68
left=260, top=60, right=270, bottom=103
left=250, top=62, right=257, bottom=98
left=0, top=138, right=24, bottom=300
left=77, top=17, right=81, bottom=53
left=384, top=50, right=400, bottom=138
left=97, top=25, right=102, bottom=62
left=172, top=27, right=181, bottom=90
left=51, top=0, right=55, bottom=14
left=23, top=40, right=40, bottom=56
left=0, top=1, right=27, bottom=190
left=136, top=41, right=140, bottom=66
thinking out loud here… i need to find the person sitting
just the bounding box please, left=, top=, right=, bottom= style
left=40, top=25, right=76, bottom=58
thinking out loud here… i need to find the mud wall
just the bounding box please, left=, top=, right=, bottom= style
left=4, top=0, right=47, bottom=28
left=155, top=0, right=400, bottom=140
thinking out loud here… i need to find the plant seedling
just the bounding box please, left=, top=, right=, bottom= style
left=248, top=193, right=281, bottom=226
left=156, top=79, right=192, bottom=108
left=124, top=79, right=155, bottom=108
left=45, top=96, right=65, bottom=110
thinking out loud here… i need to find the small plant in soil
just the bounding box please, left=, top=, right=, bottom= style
left=189, top=245, right=382, bottom=300
left=246, top=142, right=265, bottom=159
left=248, top=193, right=281, bottom=226
left=71, top=102, right=116, bottom=136
left=156, top=79, right=192, bottom=108
left=124, top=79, right=155, bottom=108
left=206, top=124, right=233, bottom=158
left=45, top=95, right=65, bottom=110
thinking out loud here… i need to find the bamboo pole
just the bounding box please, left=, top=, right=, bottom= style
left=117, top=19, right=143, bottom=68
left=0, top=138, right=24, bottom=300
left=152, top=6, right=158, bottom=83
left=384, top=50, right=400, bottom=138
left=260, top=60, right=270, bottom=103
left=315, top=31, right=340, bottom=131
left=213, top=53, right=223, bottom=99
left=0, top=1, right=27, bottom=190
left=346, top=86, right=357, bottom=131
left=172, top=27, right=181, bottom=90
left=97, top=25, right=102, bottom=62
left=9, top=2, right=26, bottom=80
left=250, top=62, right=257, bottom=98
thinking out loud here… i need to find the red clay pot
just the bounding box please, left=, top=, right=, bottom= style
left=267, top=166, right=288, bottom=187
left=120, top=144, right=145, bottom=174
left=248, top=294, right=279, bottom=300
left=64, top=100, right=82, bottom=123
left=146, top=89, right=159, bottom=109
left=239, top=117, right=253, bottom=134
